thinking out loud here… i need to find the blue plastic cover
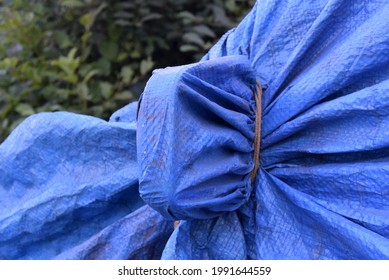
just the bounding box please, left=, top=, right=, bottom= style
left=137, top=56, right=257, bottom=220
left=1, top=0, right=389, bottom=259
left=0, top=111, right=173, bottom=259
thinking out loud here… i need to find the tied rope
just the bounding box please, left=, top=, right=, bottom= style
left=250, top=81, right=262, bottom=183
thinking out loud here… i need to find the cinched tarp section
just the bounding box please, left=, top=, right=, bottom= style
left=137, top=56, right=257, bottom=221
left=1, top=0, right=389, bottom=259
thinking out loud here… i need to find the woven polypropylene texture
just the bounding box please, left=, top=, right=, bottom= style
left=137, top=56, right=257, bottom=221
left=0, top=111, right=171, bottom=259
left=0, top=0, right=388, bottom=259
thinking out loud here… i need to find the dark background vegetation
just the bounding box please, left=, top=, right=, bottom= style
left=0, top=0, right=254, bottom=142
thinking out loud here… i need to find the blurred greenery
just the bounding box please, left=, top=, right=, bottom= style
left=0, top=0, right=254, bottom=142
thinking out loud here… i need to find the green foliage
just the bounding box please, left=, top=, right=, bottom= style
left=0, top=0, right=254, bottom=142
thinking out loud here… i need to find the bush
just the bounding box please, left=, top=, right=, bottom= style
left=0, top=0, right=254, bottom=142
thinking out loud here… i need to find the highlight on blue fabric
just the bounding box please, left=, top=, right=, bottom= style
left=1, top=0, right=389, bottom=259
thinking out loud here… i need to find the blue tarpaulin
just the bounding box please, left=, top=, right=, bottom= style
left=1, top=0, right=389, bottom=259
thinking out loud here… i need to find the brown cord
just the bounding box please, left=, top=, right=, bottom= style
left=250, top=82, right=262, bottom=183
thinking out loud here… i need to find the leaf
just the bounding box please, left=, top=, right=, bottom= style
left=32, top=3, right=46, bottom=15
left=99, top=82, right=113, bottom=99
left=212, top=5, right=234, bottom=28
left=68, top=47, right=78, bottom=60
left=54, top=30, right=73, bottom=49
left=79, top=12, right=94, bottom=31
left=1, top=103, right=14, bottom=119
left=117, top=52, right=128, bottom=62
left=192, top=25, right=216, bottom=38
left=82, top=69, right=99, bottom=84
left=225, top=0, right=237, bottom=12
left=79, top=2, right=107, bottom=31
left=120, top=66, right=134, bottom=84
left=102, top=100, right=115, bottom=110
left=81, top=32, right=92, bottom=49
left=130, top=50, right=141, bottom=59
left=114, top=19, right=131, bottom=27
left=107, top=23, right=122, bottom=41
left=142, top=13, right=163, bottom=22
left=15, top=103, right=35, bottom=116
left=90, top=105, right=104, bottom=116
left=140, top=57, right=154, bottom=76
left=1, top=119, right=9, bottom=130
left=183, top=32, right=205, bottom=47
left=177, top=11, right=196, bottom=21
left=0, top=57, right=18, bottom=69
left=179, top=44, right=199, bottom=52
left=98, top=41, right=119, bottom=61
left=60, top=0, right=85, bottom=8
left=51, top=48, right=80, bottom=81
left=114, top=90, right=134, bottom=101
left=77, top=83, right=89, bottom=100
left=95, top=58, right=111, bottom=76
left=66, top=73, right=78, bottom=84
